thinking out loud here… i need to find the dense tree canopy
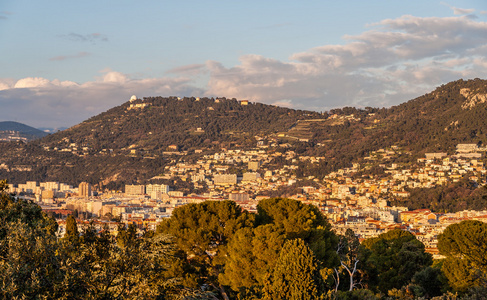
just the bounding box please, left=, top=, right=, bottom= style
left=256, top=197, right=339, bottom=266
left=158, top=198, right=339, bottom=299
left=394, top=179, right=487, bottom=213
left=0, top=181, right=203, bottom=299
left=157, top=200, right=255, bottom=297
left=219, top=224, right=287, bottom=294
left=361, top=229, right=433, bottom=293
left=263, top=238, right=325, bottom=300
left=0, top=180, right=60, bottom=298
left=438, top=220, right=487, bottom=292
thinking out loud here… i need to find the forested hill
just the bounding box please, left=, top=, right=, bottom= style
left=376, top=78, right=487, bottom=153
left=33, top=78, right=487, bottom=157
left=0, top=97, right=323, bottom=186
left=303, top=78, right=487, bottom=161
left=0, top=121, right=48, bottom=140
left=1, top=78, right=487, bottom=187
left=38, top=97, right=322, bottom=152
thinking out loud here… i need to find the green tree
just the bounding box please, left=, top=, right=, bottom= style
left=256, top=198, right=339, bottom=267
left=362, top=229, right=432, bottom=293
left=1, top=181, right=190, bottom=299
left=0, top=220, right=62, bottom=299
left=116, top=222, right=138, bottom=248
left=438, top=220, right=487, bottom=291
left=0, top=180, right=58, bottom=240
left=59, top=214, right=83, bottom=263
left=0, top=180, right=62, bottom=299
left=157, top=200, right=254, bottom=297
left=63, top=214, right=80, bottom=249
left=65, top=215, right=79, bottom=238
left=58, top=223, right=184, bottom=299
left=409, top=265, right=446, bottom=298
left=219, top=224, right=287, bottom=297
left=218, top=198, right=339, bottom=298
left=263, top=238, right=325, bottom=300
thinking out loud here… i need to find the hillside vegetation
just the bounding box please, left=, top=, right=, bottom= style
left=40, top=96, right=321, bottom=153
left=0, top=79, right=486, bottom=187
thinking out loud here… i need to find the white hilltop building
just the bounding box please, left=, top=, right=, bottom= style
left=127, top=95, right=150, bottom=110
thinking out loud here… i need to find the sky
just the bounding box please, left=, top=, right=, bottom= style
left=1, top=1, right=487, bottom=129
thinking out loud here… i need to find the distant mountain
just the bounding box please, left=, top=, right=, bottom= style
left=0, top=121, right=49, bottom=141
left=0, top=79, right=486, bottom=187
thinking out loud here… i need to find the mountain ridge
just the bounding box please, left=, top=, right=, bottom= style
left=0, top=78, right=486, bottom=187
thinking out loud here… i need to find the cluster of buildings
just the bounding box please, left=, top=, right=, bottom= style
left=10, top=142, right=487, bottom=257
left=160, top=148, right=320, bottom=197
left=0, top=130, right=28, bottom=142
left=12, top=180, right=76, bottom=203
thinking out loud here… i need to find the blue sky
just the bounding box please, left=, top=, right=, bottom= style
left=1, top=1, right=486, bottom=128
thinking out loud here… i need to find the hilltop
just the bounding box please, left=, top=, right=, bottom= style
left=0, top=97, right=321, bottom=187
left=0, top=121, right=48, bottom=141
left=0, top=78, right=486, bottom=187
left=39, top=96, right=321, bottom=153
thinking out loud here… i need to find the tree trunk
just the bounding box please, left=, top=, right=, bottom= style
left=333, top=268, right=340, bottom=293
left=219, top=284, right=230, bottom=300
left=341, top=259, right=359, bottom=291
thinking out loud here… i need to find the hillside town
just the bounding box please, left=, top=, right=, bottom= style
left=8, top=142, right=487, bottom=258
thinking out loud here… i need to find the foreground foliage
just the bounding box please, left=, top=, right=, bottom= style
left=0, top=180, right=194, bottom=299
left=2, top=181, right=487, bottom=299
left=438, top=220, right=487, bottom=292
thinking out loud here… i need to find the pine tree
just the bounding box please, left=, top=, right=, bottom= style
left=64, top=214, right=79, bottom=239
left=361, top=229, right=432, bottom=293
left=263, top=238, right=325, bottom=300
left=438, top=220, right=487, bottom=291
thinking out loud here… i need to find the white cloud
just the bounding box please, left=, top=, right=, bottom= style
left=100, top=70, right=128, bottom=83
left=0, top=72, right=204, bottom=128
left=206, top=14, right=487, bottom=112
left=14, top=77, right=52, bottom=88
left=2, top=13, right=487, bottom=128
left=11, top=77, right=78, bottom=89
left=441, top=3, right=475, bottom=16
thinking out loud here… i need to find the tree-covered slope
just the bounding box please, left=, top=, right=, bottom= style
left=39, top=96, right=322, bottom=153
left=1, top=79, right=487, bottom=186
left=376, top=78, right=487, bottom=153
left=0, top=97, right=323, bottom=187
left=303, top=78, right=487, bottom=162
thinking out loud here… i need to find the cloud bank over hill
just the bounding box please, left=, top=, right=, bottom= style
left=206, top=14, right=487, bottom=111
left=1, top=12, right=487, bottom=128
left=0, top=70, right=203, bottom=128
